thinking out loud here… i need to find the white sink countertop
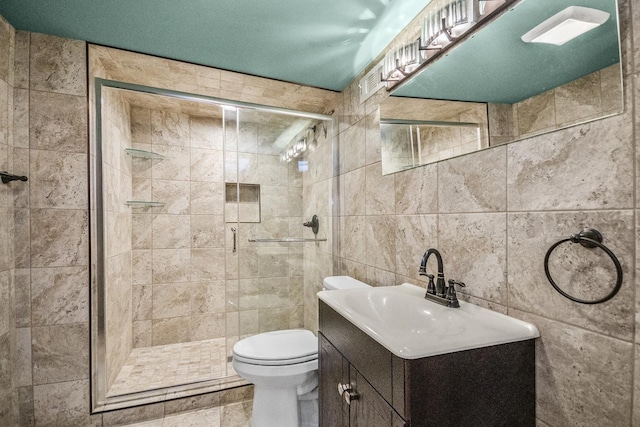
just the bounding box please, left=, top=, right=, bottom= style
left=318, top=283, right=540, bottom=359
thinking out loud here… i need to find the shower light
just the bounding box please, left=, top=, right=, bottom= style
left=521, top=6, right=609, bottom=46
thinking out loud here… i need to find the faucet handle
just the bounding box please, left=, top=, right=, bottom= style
left=446, top=279, right=465, bottom=303
left=448, top=279, right=466, bottom=288
left=426, top=274, right=436, bottom=295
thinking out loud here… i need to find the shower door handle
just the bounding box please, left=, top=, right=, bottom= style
left=231, top=227, right=237, bottom=253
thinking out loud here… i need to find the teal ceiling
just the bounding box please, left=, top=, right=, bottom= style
left=392, top=0, right=620, bottom=104
left=0, top=0, right=430, bottom=91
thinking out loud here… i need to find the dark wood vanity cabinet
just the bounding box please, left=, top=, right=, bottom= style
left=318, top=301, right=536, bottom=427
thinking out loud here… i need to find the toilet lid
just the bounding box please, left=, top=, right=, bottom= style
left=233, top=329, right=318, bottom=366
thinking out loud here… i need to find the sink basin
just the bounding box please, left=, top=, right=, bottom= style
left=317, top=283, right=539, bottom=359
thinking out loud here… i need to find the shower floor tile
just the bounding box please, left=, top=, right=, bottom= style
left=108, top=338, right=231, bottom=396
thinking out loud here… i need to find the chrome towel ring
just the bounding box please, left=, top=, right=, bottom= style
left=543, top=228, right=622, bottom=304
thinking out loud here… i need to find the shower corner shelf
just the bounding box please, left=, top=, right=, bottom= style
left=125, top=200, right=165, bottom=208
left=124, top=148, right=165, bottom=160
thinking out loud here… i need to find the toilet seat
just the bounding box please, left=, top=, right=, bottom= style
left=233, top=329, right=318, bottom=366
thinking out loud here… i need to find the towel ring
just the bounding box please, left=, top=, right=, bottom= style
left=544, top=228, right=622, bottom=304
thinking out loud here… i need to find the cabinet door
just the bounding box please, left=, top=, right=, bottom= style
left=350, top=368, right=395, bottom=427
left=319, top=334, right=349, bottom=427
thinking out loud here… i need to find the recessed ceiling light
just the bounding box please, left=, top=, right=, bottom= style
left=521, top=6, right=610, bottom=46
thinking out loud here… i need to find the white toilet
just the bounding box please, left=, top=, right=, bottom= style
left=232, top=276, right=369, bottom=427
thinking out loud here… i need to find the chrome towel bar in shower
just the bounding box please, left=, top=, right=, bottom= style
left=248, top=237, right=327, bottom=243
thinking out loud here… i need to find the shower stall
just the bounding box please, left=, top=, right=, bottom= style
left=90, top=79, right=335, bottom=411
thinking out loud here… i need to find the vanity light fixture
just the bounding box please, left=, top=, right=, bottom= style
left=384, top=0, right=513, bottom=89
left=521, top=6, right=609, bottom=46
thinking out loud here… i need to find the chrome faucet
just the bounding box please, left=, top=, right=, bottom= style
left=419, top=248, right=466, bottom=308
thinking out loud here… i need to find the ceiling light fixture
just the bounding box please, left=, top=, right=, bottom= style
left=521, top=6, right=610, bottom=46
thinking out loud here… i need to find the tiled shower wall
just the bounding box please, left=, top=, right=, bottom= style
left=102, top=88, right=134, bottom=392
left=0, top=14, right=17, bottom=425
left=332, top=1, right=640, bottom=426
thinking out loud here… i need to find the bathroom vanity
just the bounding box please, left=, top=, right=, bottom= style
left=317, top=284, right=539, bottom=427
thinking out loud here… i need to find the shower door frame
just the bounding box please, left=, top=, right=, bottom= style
left=90, top=77, right=334, bottom=413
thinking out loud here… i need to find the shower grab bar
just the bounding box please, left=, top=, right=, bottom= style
left=248, top=237, right=327, bottom=243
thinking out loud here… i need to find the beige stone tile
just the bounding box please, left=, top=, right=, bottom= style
left=600, top=64, right=623, bottom=114
left=190, top=182, right=224, bottom=215
left=13, top=88, right=29, bottom=149
left=191, top=148, right=224, bottom=182
left=190, top=116, right=223, bottom=150
left=516, top=90, right=556, bottom=137
left=152, top=179, right=190, bottom=214
left=342, top=168, right=365, bottom=216
left=508, top=111, right=633, bottom=211
left=14, top=268, right=30, bottom=327
left=15, top=328, right=32, bottom=387
left=30, top=33, right=86, bottom=96
left=509, top=210, right=634, bottom=340
left=14, top=31, right=29, bottom=90
left=133, top=284, right=152, bottom=320
left=17, top=386, right=34, bottom=426
left=221, top=401, right=252, bottom=426
left=132, top=214, right=153, bottom=249
left=365, top=215, right=396, bottom=271
left=130, top=106, right=151, bottom=143
left=394, top=162, right=438, bottom=215
left=152, top=214, right=190, bottom=249
left=30, top=90, right=87, bottom=153
left=33, top=379, right=101, bottom=427
left=153, top=283, right=191, bottom=318
left=151, top=146, right=190, bottom=181
left=30, top=208, right=88, bottom=267
left=152, top=249, right=190, bottom=283
left=102, top=403, right=164, bottom=426
left=191, top=313, right=226, bottom=341
left=396, top=215, right=438, bottom=282
left=258, top=307, right=291, bottom=332
left=0, top=19, right=11, bottom=84
left=261, top=185, right=288, bottom=218
left=31, top=266, right=88, bottom=326
left=29, top=149, right=88, bottom=209
left=339, top=216, right=366, bottom=264
left=163, top=407, right=221, bottom=427
left=339, top=120, right=366, bottom=174
left=555, top=72, right=603, bottom=127
left=151, top=110, right=190, bottom=146
left=32, top=323, right=89, bottom=384
left=438, top=145, right=506, bottom=213
left=133, top=320, right=152, bottom=348
left=365, top=162, right=395, bottom=215
left=152, top=317, right=190, bottom=345
left=438, top=213, right=507, bottom=304
left=365, top=110, right=381, bottom=166
left=511, top=310, right=632, bottom=427
left=191, top=248, right=226, bottom=281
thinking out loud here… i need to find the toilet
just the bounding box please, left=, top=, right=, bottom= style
left=232, top=276, right=370, bottom=427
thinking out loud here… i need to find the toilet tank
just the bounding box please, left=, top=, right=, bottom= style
left=323, top=276, right=370, bottom=290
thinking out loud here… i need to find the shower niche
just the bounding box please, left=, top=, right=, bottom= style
left=90, top=78, right=333, bottom=411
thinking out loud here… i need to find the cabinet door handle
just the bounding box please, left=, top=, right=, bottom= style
left=337, top=383, right=359, bottom=405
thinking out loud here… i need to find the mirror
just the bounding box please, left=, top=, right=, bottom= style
left=381, top=0, right=622, bottom=175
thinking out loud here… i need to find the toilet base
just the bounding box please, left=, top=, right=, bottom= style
left=252, top=386, right=299, bottom=427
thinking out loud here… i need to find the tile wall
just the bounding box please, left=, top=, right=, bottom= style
left=0, top=13, right=17, bottom=425
left=4, top=2, right=637, bottom=426
left=4, top=27, right=337, bottom=427
left=102, top=88, right=134, bottom=392
left=331, top=1, right=640, bottom=425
